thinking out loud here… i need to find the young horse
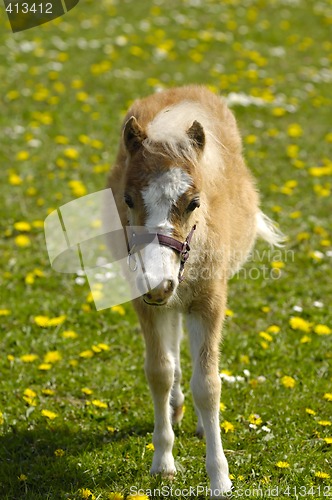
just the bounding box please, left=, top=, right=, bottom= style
left=107, top=85, right=283, bottom=498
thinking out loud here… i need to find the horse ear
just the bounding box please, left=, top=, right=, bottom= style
left=123, top=116, right=146, bottom=154
left=187, top=120, right=205, bottom=151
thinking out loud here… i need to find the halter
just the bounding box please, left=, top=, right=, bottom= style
left=127, top=225, right=196, bottom=282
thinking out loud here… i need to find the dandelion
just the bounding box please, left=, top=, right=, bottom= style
left=79, top=488, right=96, bottom=499
left=16, top=151, right=30, bottom=161
left=15, top=235, right=31, bottom=248
left=300, top=335, right=312, bottom=344
left=20, top=354, right=38, bottom=363
left=92, top=400, right=108, bottom=409
left=0, top=411, right=4, bottom=425
left=248, top=414, right=263, bottom=426
left=275, top=461, right=290, bottom=468
left=81, top=388, right=93, bottom=395
left=79, top=350, right=94, bottom=359
left=9, top=173, right=23, bottom=185
left=23, top=389, right=37, bottom=406
left=323, top=437, right=332, bottom=445
left=44, top=351, right=62, bottom=364
left=220, top=402, right=227, bottom=412
left=0, top=309, right=11, bottom=316
left=221, top=420, right=235, bottom=433
left=314, top=471, right=330, bottom=479
left=41, top=409, right=58, bottom=420
left=111, top=305, right=125, bottom=315
left=314, top=324, right=331, bottom=335
left=267, top=325, right=280, bottom=334
left=323, top=393, right=332, bottom=402
left=69, top=180, right=87, bottom=197
left=287, top=123, right=303, bottom=137
left=146, top=443, right=154, bottom=451
left=38, top=363, right=52, bottom=371
left=42, top=389, right=55, bottom=396
left=62, top=330, right=78, bottom=339
left=127, top=494, right=149, bottom=500
left=281, top=376, right=296, bottom=388
left=14, top=221, right=31, bottom=232
left=54, top=448, right=65, bottom=457
left=259, top=331, right=273, bottom=342
left=108, top=494, right=124, bottom=500
left=318, top=420, right=331, bottom=426
left=18, top=474, right=28, bottom=481
left=289, top=316, right=312, bottom=333
left=305, top=408, right=316, bottom=415
left=64, top=148, right=79, bottom=160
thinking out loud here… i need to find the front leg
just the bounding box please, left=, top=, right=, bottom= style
left=187, top=304, right=232, bottom=498
left=139, top=308, right=182, bottom=477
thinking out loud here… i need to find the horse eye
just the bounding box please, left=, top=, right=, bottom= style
left=187, top=197, right=200, bottom=212
left=124, top=193, right=134, bottom=208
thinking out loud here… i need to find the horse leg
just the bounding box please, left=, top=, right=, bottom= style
left=187, top=310, right=232, bottom=498
left=140, top=309, right=182, bottom=477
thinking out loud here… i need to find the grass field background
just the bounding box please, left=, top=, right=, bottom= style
left=0, top=0, right=331, bottom=499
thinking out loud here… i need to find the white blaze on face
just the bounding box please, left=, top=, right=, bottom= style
left=140, top=168, right=193, bottom=287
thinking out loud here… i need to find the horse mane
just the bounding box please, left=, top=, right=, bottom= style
left=142, top=101, right=227, bottom=167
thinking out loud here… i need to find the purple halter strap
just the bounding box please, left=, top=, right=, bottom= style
left=127, top=225, right=196, bottom=282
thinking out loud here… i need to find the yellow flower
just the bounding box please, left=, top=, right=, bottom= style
left=108, top=494, right=124, bottom=500
left=267, top=325, right=280, bottom=334
left=9, top=173, right=23, bottom=185
left=146, top=443, right=154, bottom=451
left=81, top=388, right=93, bottom=395
left=48, top=315, right=66, bottom=327
left=225, top=309, right=234, bottom=317
left=315, top=471, right=330, bottom=479
left=16, top=151, right=30, bottom=161
left=272, top=107, right=286, bottom=117
left=34, top=315, right=50, bottom=327
left=92, top=400, right=108, bottom=409
left=0, top=411, right=4, bottom=425
left=110, top=305, right=125, bottom=315
left=79, top=350, right=94, bottom=359
left=41, top=409, right=58, bottom=420
left=276, top=461, right=290, bottom=468
left=248, top=414, right=263, bottom=426
left=64, top=148, right=79, bottom=160
left=20, top=354, right=39, bottom=363
left=220, top=402, right=227, bottom=412
left=239, top=354, right=250, bottom=365
left=318, top=420, right=331, bottom=426
left=62, top=330, right=79, bottom=339
left=245, top=134, right=257, bottom=144
left=300, top=335, right=312, bottom=344
left=314, top=324, right=331, bottom=335
left=38, top=363, right=52, bottom=371
left=281, top=376, right=296, bottom=388
left=42, top=389, right=55, bottom=395
left=323, top=437, right=332, bottom=445
left=289, top=316, right=312, bottom=333
left=54, top=449, right=65, bottom=457
left=18, top=474, right=28, bottom=481
left=0, top=309, right=11, bottom=316
left=79, top=488, right=96, bottom=499
left=23, top=388, right=37, bottom=406
left=14, top=221, right=31, bottom=232
left=323, top=393, right=332, bottom=402
left=44, top=351, right=62, bottom=364
left=305, top=408, right=316, bottom=415
left=221, top=420, right=235, bottom=433
left=286, top=144, right=299, bottom=158
left=287, top=123, right=303, bottom=137
left=127, top=495, right=149, bottom=500
left=259, top=331, right=273, bottom=342
left=69, top=180, right=87, bottom=197
left=15, top=235, right=31, bottom=248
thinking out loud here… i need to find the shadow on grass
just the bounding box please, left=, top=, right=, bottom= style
left=0, top=421, right=153, bottom=499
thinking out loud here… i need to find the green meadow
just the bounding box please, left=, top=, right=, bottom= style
left=0, top=0, right=331, bottom=498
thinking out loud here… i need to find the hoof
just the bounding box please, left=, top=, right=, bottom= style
left=172, top=404, right=184, bottom=425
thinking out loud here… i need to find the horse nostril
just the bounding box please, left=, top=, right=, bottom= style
left=164, top=279, right=175, bottom=293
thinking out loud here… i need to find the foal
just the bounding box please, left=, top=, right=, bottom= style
left=107, top=85, right=282, bottom=498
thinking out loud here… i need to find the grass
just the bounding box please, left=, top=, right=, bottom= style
left=0, top=0, right=331, bottom=498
